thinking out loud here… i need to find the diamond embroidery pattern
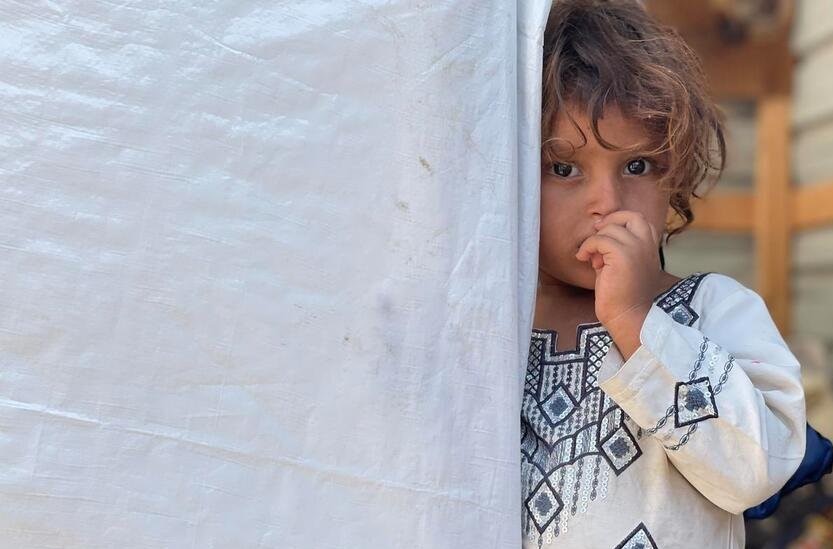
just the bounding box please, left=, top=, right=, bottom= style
left=675, top=376, right=719, bottom=427
left=600, top=425, right=642, bottom=474
left=669, top=303, right=695, bottom=325
left=522, top=326, right=629, bottom=540
left=584, top=334, right=610, bottom=393
left=614, top=523, right=659, bottom=549
left=540, top=386, right=576, bottom=426
left=655, top=273, right=707, bottom=327
left=525, top=479, right=564, bottom=534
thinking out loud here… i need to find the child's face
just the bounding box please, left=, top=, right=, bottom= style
left=539, top=103, right=671, bottom=291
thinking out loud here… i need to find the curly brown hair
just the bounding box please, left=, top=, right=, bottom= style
left=542, top=0, right=726, bottom=239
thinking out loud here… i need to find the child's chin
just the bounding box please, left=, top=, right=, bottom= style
left=576, top=279, right=596, bottom=291
left=567, top=267, right=596, bottom=291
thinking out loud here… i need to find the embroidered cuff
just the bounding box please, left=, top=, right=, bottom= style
left=597, top=304, right=673, bottom=396
left=640, top=302, right=673, bottom=353
left=598, top=344, right=658, bottom=402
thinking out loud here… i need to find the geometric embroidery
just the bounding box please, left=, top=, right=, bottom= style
left=540, top=385, right=577, bottom=426
left=522, top=325, right=631, bottom=541
left=675, top=376, right=719, bottom=427
left=600, top=424, right=643, bottom=474
left=668, top=302, right=695, bottom=326
left=613, top=522, right=659, bottom=549
left=662, top=346, right=735, bottom=451
left=521, top=273, right=708, bottom=545
left=654, top=272, right=708, bottom=328
left=526, top=478, right=564, bottom=534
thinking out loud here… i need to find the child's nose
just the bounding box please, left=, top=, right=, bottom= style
left=587, top=175, right=623, bottom=219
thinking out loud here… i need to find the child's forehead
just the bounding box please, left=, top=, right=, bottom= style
left=548, top=104, right=656, bottom=153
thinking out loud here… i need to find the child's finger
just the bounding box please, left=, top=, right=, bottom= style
left=576, top=234, right=621, bottom=262
left=595, top=223, right=638, bottom=246
left=647, top=222, right=659, bottom=245
left=595, top=210, right=655, bottom=243
left=595, top=210, right=644, bottom=229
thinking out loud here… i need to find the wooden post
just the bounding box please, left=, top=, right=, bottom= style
left=754, top=94, right=791, bottom=334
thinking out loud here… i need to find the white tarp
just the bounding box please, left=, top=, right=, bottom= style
left=0, top=1, right=549, bottom=547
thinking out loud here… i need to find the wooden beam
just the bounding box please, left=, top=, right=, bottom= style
left=681, top=180, right=833, bottom=231
left=644, top=0, right=722, bottom=36
left=792, top=181, right=833, bottom=230
left=646, top=0, right=792, bottom=99
left=697, top=42, right=772, bottom=99
left=689, top=191, right=755, bottom=232
left=755, top=94, right=792, bottom=334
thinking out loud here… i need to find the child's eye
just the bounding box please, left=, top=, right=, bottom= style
left=623, top=158, right=652, bottom=176
left=549, top=162, right=581, bottom=178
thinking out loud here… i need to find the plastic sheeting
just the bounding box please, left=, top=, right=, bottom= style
left=0, top=1, right=549, bottom=547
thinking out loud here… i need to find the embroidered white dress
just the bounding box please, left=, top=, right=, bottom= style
left=521, top=273, right=806, bottom=549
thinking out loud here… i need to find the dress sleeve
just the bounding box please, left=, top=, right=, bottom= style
left=597, top=274, right=806, bottom=514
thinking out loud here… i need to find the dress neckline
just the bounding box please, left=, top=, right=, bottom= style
left=531, top=273, right=695, bottom=355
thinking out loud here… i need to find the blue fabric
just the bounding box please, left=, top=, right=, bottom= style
left=744, top=423, right=833, bottom=520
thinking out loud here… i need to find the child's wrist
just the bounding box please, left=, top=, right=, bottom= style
left=601, top=303, right=651, bottom=360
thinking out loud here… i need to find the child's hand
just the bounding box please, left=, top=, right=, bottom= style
left=575, top=210, right=665, bottom=357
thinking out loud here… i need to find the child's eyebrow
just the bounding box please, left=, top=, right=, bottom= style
left=541, top=150, right=578, bottom=165
left=619, top=146, right=658, bottom=156
left=542, top=137, right=581, bottom=157
left=606, top=141, right=666, bottom=155
left=548, top=143, right=656, bottom=157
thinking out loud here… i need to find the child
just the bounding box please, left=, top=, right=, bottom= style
left=522, top=1, right=807, bottom=548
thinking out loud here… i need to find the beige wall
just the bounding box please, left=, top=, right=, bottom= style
left=791, top=0, right=833, bottom=346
